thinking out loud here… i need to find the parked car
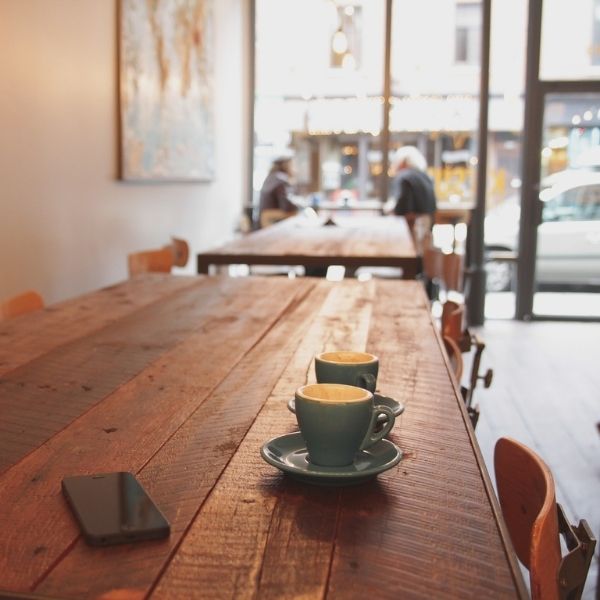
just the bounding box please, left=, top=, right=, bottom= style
left=484, top=170, right=600, bottom=291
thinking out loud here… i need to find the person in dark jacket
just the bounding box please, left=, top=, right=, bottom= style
left=391, top=146, right=437, bottom=233
left=258, top=154, right=298, bottom=228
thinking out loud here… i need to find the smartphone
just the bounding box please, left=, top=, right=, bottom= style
left=62, top=472, right=170, bottom=546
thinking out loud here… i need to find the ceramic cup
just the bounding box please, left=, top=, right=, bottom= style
left=294, top=383, right=395, bottom=467
left=315, top=351, right=379, bottom=393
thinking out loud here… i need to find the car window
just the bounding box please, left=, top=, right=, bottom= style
left=542, top=184, right=600, bottom=222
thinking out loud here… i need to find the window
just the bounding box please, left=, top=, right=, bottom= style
left=543, top=184, right=600, bottom=222
left=455, top=2, right=481, bottom=65
left=593, top=0, right=600, bottom=65
left=253, top=0, right=385, bottom=206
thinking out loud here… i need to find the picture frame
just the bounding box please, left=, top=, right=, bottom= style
left=118, top=0, right=215, bottom=182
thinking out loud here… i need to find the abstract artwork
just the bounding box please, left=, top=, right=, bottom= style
left=119, top=0, right=214, bottom=181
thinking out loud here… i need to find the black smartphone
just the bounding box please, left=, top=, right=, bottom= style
left=62, top=472, right=170, bottom=546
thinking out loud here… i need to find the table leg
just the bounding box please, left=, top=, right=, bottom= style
left=197, top=257, right=210, bottom=274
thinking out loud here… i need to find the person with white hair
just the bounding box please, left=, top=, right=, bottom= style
left=390, top=146, right=437, bottom=232
left=258, top=152, right=298, bottom=228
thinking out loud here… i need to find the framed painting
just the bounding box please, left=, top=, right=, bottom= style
left=118, top=0, right=214, bottom=181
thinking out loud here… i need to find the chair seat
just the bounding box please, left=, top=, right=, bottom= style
left=494, top=437, right=596, bottom=600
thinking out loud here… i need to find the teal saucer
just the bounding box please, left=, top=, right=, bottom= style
left=260, top=432, right=402, bottom=486
left=287, top=393, right=405, bottom=421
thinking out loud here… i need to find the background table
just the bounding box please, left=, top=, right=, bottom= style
left=197, top=214, right=420, bottom=278
left=0, top=274, right=526, bottom=599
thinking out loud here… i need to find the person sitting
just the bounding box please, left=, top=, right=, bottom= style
left=390, top=146, right=437, bottom=237
left=258, top=153, right=298, bottom=228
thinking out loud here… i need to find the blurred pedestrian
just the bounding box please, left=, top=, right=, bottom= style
left=259, top=153, right=298, bottom=228
left=390, top=146, right=437, bottom=235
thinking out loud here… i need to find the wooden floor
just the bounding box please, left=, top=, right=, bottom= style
left=468, top=319, right=600, bottom=600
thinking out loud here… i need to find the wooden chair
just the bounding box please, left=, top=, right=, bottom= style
left=442, top=334, right=473, bottom=432
left=494, top=437, right=596, bottom=600
left=259, top=209, right=295, bottom=228
left=441, top=299, right=493, bottom=429
left=127, top=238, right=189, bottom=277
left=128, top=247, right=173, bottom=277
left=171, top=237, right=189, bottom=267
left=441, top=299, right=464, bottom=343
left=0, top=290, right=44, bottom=320
left=442, top=335, right=463, bottom=382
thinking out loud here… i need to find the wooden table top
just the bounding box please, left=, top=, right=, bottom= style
left=0, top=274, right=526, bottom=599
left=197, top=214, right=419, bottom=277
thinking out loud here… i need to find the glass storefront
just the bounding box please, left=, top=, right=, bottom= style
left=253, top=0, right=600, bottom=320
left=533, top=93, right=600, bottom=318
left=253, top=0, right=525, bottom=217
left=253, top=0, right=385, bottom=209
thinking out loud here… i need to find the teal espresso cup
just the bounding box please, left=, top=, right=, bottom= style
left=294, top=383, right=395, bottom=467
left=315, top=351, right=379, bottom=393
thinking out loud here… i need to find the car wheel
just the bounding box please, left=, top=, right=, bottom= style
left=485, top=258, right=514, bottom=292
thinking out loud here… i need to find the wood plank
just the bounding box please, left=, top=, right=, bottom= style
left=0, top=274, right=199, bottom=377
left=150, top=280, right=523, bottom=599
left=0, top=276, right=240, bottom=474
left=0, top=277, right=532, bottom=599
left=197, top=215, right=419, bottom=278
left=325, top=280, right=523, bottom=598
left=150, top=280, right=377, bottom=599
left=474, top=320, right=600, bottom=600
left=0, top=277, right=313, bottom=592
left=34, top=279, right=330, bottom=599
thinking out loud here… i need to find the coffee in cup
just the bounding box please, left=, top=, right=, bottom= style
left=294, top=383, right=394, bottom=467
left=315, top=351, right=379, bottom=393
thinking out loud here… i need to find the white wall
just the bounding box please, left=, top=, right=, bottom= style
left=0, top=0, right=248, bottom=304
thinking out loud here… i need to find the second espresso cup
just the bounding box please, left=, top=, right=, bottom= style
left=295, top=383, right=395, bottom=467
left=315, top=351, right=379, bottom=393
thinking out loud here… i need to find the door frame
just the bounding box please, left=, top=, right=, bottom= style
left=516, top=0, right=600, bottom=321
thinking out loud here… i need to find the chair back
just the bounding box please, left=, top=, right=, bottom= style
left=494, top=437, right=596, bottom=600
left=0, top=290, right=44, bottom=320
left=260, top=209, right=293, bottom=228
left=441, top=300, right=464, bottom=343
left=128, top=248, right=173, bottom=277
left=442, top=335, right=463, bottom=381
left=170, top=237, right=189, bottom=267
left=127, top=237, right=190, bottom=277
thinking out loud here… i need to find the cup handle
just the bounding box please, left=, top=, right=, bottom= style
left=356, top=372, right=377, bottom=393
left=360, top=405, right=395, bottom=450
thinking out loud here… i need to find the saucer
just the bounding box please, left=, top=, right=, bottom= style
left=287, top=393, right=405, bottom=422
left=260, top=432, right=403, bottom=486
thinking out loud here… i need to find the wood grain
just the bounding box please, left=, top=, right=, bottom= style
left=151, top=280, right=377, bottom=599
left=197, top=215, right=419, bottom=278
left=0, top=277, right=312, bottom=591
left=0, top=276, right=527, bottom=599
left=36, top=280, right=329, bottom=599
left=0, top=274, right=198, bottom=377
left=326, top=280, right=522, bottom=599
left=475, top=319, right=600, bottom=599
left=0, top=276, right=242, bottom=474
left=495, top=437, right=561, bottom=600
left=151, top=280, right=526, bottom=599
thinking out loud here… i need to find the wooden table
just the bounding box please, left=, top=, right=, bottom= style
left=0, top=274, right=526, bottom=599
left=197, top=214, right=420, bottom=278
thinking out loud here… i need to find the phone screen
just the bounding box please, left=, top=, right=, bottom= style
left=62, top=472, right=170, bottom=546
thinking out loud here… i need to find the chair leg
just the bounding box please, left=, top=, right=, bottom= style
left=556, top=503, right=597, bottom=600
left=467, top=405, right=480, bottom=429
